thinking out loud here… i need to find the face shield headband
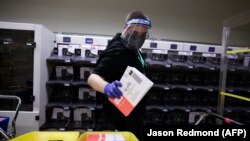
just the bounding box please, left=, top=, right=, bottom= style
left=122, top=18, right=152, bottom=50
left=126, top=18, right=151, bottom=28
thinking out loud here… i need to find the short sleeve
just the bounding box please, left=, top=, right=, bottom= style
left=92, top=55, right=120, bottom=81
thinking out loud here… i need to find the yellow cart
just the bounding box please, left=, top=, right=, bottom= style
left=10, top=131, right=80, bottom=141
left=9, top=131, right=138, bottom=141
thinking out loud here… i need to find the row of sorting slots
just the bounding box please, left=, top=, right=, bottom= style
left=47, top=53, right=250, bottom=71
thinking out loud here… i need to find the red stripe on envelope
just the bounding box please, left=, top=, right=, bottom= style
left=109, top=96, right=134, bottom=117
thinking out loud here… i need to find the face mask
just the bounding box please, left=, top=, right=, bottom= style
left=125, top=34, right=146, bottom=50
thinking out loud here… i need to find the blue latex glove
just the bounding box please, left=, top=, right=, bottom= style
left=104, top=80, right=122, bottom=98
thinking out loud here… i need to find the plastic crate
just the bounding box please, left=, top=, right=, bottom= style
left=78, top=131, right=139, bottom=141
left=10, top=131, right=80, bottom=141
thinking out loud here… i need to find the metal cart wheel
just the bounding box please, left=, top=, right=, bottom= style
left=0, top=95, right=21, bottom=140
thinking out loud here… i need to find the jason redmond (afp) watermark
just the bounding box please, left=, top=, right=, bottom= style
left=147, top=129, right=219, bottom=137
left=146, top=128, right=247, bottom=138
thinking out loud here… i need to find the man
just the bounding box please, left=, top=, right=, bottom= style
left=88, top=11, right=151, bottom=140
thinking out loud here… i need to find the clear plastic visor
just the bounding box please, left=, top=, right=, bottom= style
left=122, top=23, right=153, bottom=41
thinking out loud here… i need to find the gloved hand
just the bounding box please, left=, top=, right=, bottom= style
left=104, top=80, right=122, bottom=98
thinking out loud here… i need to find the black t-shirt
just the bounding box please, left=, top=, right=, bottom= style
left=92, top=33, right=147, bottom=131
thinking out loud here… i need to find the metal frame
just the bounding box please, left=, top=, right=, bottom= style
left=0, top=95, right=21, bottom=140
left=217, top=9, right=250, bottom=124
left=194, top=111, right=244, bottom=125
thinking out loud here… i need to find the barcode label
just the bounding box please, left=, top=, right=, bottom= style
left=132, top=73, right=142, bottom=84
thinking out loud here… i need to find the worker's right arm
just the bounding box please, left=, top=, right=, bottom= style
left=87, top=73, right=108, bottom=94
left=87, top=73, right=122, bottom=98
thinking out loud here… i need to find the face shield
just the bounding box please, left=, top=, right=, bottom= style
left=122, top=18, right=153, bottom=50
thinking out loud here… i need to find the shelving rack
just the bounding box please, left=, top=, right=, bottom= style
left=217, top=9, right=250, bottom=123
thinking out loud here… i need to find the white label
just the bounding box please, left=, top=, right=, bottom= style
left=178, top=51, right=193, bottom=56
left=165, top=64, right=171, bottom=68
left=164, top=87, right=170, bottom=90
left=64, top=83, right=70, bottom=86
left=202, top=53, right=216, bottom=57
left=59, top=128, right=65, bottom=131
left=163, top=109, right=168, bottom=112
left=227, top=54, right=238, bottom=59
left=65, top=59, right=70, bottom=63
left=208, top=88, right=214, bottom=92
left=152, top=49, right=168, bottom=54
left=64, top=106, right=69, bottom=110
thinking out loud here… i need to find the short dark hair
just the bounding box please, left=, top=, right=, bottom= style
left=125, top=11, right=149, bottom=24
